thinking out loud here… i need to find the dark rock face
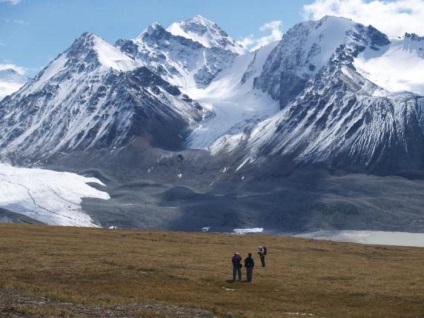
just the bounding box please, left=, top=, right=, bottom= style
left=279, top=72, right=309, bottom=109
left=367, top=25, right=391, bottom=49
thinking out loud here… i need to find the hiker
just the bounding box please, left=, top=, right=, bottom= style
left=232, top=252, right=242, bottom=281
left=244, top=252, right=255, bottom=282
left=258, top=246, right=266, bottom=267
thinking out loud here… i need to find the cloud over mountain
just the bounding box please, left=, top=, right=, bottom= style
left=303, top=0, right=424, bottom=37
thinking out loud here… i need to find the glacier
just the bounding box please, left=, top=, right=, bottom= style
left=0, top=163, right=110, bottom=226
left=296, top=230, right=424, bottom=248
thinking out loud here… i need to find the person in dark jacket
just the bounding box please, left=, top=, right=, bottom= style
left=258, top=246, right=266, bottom=267
left=244, top=253, right=255, bottom=282
left=232, top=252, right=242, bottom=281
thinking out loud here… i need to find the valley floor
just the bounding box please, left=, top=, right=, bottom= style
left=0, top=224, right=423, bottom=317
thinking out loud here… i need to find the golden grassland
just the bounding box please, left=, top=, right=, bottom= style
left=0, top=224, right=423, bottom=317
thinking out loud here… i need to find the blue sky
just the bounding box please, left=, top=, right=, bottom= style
left=1, top=0, right=423, bottom=77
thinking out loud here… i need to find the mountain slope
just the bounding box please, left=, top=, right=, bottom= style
left=117, top=20, right=239, bottom=89
left=354, top=33, right=424, bottom=94
left=167, top=15, right=245, bottom=54
left=186, top=41, right=280, bottom=149
left=211, top=16, right=424, bottom=175
left=0, top=32, right=204, bottom=163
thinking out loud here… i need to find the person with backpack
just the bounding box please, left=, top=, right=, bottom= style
left=258, top=246, right=267, bottom=267
left=244, top=253, right=255, bottom=282
left=231, top=252, right=242, bottom=281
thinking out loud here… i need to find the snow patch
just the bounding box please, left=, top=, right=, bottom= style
left=233, top=228, right=264, bottom=235
left=93, top=36, right=140, bottom=72
left=354, top=36, right=424, bottom=95
left=0, top=69, right=27, bottom=100
left=0, top=163, right=110, bottom=227
left=167, top=15, right=245, bottom=55
left=187, top=43, right=280, bottom=150
left=0, top=81, right=25, bottom=100
left=29, top=53, right=68, bottom=93
left=296, top=230, right=424, bottom=248
left=236, top=158, right=251, bottom=171
left=303, top=16, right=356, bottom=74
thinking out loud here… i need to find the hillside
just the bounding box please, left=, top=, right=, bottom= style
left=0, top=224, right=423, bottom=317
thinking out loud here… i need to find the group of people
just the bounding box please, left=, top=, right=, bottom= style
left=231, top=246, right=267, bottom=283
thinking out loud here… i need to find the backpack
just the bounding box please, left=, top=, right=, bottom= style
left=263, top=246, right=267, bottom=255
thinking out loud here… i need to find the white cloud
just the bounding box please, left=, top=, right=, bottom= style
left=3, top=18, right=29, bottom=25
left=238, top=20, right=284, bottom=51
left=303, top=0, right=424, bottom=37
left=0, top=0, right=22, bottom=4
left=0, top=63, right=26, bottom=75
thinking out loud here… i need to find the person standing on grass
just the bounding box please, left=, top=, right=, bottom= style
left=232, top=252, right=242, bottom=281
left=244, top=253, right=255, bottom=282
left=258, top=246, right=266, bottom=267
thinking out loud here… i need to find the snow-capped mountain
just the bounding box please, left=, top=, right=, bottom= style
left=1, top=15, right=424, bottom=232
left=0, top=32, right=205, bottom=163
left=354, top=32, right=424, bottom=95
left=0, top=68, right=28, bottom=101
left=1, top=15, right=424, bottom=173
left=117, top=18, right=240, bottom=89
left=186, top=41, right=280, bottom=149
left=167, top=15, right=245, bottom=55
left=254, top=16, right=391, bottom=105
left=211, top=16, right=424, bottom=174
left=0, top=16, right=252, bottom=164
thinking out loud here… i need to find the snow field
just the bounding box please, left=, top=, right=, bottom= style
left=354, top=36, right=424, bottom=94
left=296, top=230, right=424, bottom=248
left=0, top=163, right=110, bottom=227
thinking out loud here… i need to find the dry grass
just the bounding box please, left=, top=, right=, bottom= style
left=0, top=224, right=423, bottom=317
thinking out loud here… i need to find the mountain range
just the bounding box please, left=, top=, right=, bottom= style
left=1, top=15, right=424, bottom=233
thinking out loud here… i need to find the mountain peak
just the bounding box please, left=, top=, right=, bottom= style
left=319, top=15, right=354, bottom=24
left=0, top=68, right=28, bottom=101
left=186, top=14, right=215, bottom=26
left=67, top=32, right=104, bottom=56
left=74, top=32, right=102, bottom=45
left=145, top=22, right=165, bottom=34
left=404, top=32, right=424, bottom=41
left=46, top=31, right=138, bottom=78
left=167, top=15, right=245, bottom=54
left=0, top=68, right=20, bottom=78
left=135, top=22, right=168, bottom=41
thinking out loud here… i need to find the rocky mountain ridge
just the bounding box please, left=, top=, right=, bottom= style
left=1, top=15, right=424, bottom=232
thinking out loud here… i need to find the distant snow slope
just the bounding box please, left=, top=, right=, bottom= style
left=167, top=15, right=245, bottom=55
left=354, top=33, right=424, bottom=94
left=296, top=230, right=424, bottom=248
left=186, top=42, right=280, bottom=149
left=92, top=34, right=141, bottom=72
left=0, top=69, right=28, bottom=101
left=0, top=163, right=110, bottom=227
